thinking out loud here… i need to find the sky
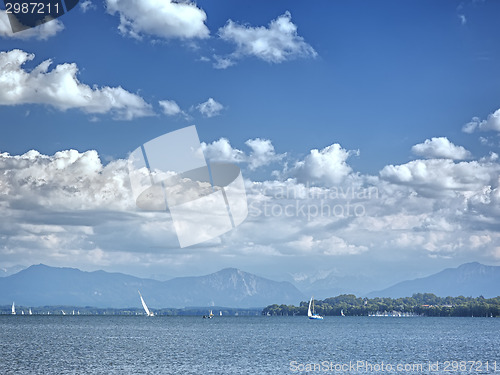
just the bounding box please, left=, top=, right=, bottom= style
left=0, top=0, right=500, bottom=291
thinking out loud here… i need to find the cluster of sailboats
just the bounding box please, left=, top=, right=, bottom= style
left=11, top=293, right=333, bottom=319
left=11, top=302, right=32, bottom=315
left=11, top=302, right=81, bottom=316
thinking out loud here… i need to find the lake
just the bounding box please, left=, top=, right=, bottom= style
left=1, top=315, right=499, bottom=374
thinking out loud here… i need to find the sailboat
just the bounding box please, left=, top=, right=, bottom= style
left=138, top=291, right=154, bottom=317
left=29, top=308, right=32, bottom=315
left=11, top=302, right=16, bottom=315
left=219, top=311, right=222, bottom=316
left=61, top=310, right=66, bottom=315
left=341, top=309, right=345, bottom=317
left=308, top=296, right=323, bottom=320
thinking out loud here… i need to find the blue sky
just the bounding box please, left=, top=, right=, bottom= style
left=1, top=0, right=500, bottom=293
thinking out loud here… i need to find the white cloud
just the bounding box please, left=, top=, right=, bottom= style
left=216, top=11, right=317, bottom=68
left=212, top=55, right=235, bottom=69
left=201, top=138, right=245, bottom=164
left=201, top=138, right=284, bottom=170
left=245, top=138, right=284, bottom=170
left=289, top=144, right=359, bottom=186
left=196, top=98, right=224, bottom=117
left=2, top=136, right=500, bottom=282
left=0, top=149, right=133, bottom=211
left=458, top=14, right=467, bottom=25
left=469, top=234, right=491, bottom=249
left=0, top=49, right=154, bottom=120
left=380, top=159, right=500, bottom=197
left=411, top=137, right=472, bottom=160
left=80, top=0, right=96, bottom=13
left=463, top=109, right=500, bottom=133
left=105, top=0, right=209, bottom=40
left=158, top=99, right=188, bottom=118
left=288, top=235, right=367, bottom=256
left=0, top=11, right=64, bottom=40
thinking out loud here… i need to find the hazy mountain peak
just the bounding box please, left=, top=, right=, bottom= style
left=0, top=264, right=304, bottom=308
left=368, top=262, right=500, bottom=298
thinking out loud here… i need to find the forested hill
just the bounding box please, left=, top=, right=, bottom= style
left=262, top=293, right=500, bottom=317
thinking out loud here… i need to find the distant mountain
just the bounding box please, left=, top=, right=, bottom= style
left=292, top=272, right=388, bottom=299
left=0, top=264, right=26, bottom=277
left=367, top=262, right=500, bottom=298
left=0, top=264, right=304, bottom=308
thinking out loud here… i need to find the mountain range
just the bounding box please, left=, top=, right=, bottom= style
left=367, top=262, right=500, bottom=298
left=1, top=262, right=499, bottom=309
left=0, top=264, right=304, bottom=308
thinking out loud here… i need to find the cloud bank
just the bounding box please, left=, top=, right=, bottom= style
left=1, top=135, right=499, bottom=280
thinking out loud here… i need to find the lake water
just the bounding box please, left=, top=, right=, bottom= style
left=1, top=316, right=499, bottom=374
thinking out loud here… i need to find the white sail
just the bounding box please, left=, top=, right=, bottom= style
left=61, top=310, right=66, bottom=315
left=29, top=308, right=32, bottom=315
left=308, top=296, right=323, bottom=320
left=11, top=302, right=16, bottom=315
left=138, top=291, right=154, bottom=316
left=219, top=311, right=222, bottom=316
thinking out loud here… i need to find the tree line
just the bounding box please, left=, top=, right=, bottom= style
left=262, top=293, right=500, bottom=317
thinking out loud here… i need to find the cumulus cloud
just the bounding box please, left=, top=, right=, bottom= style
left=380, top=159, right=500, bottom=197
left=245, top=138, right=284, bottom=170
left=201, top=138, right=245, bottom=164
left=105, top=0, right=209, bottom=40
left=201, top=138, right=283, bottom=170
left=0, top=49, right=154, bottom=119
left=0, top=149, right=133, bottom=210
left=0, top=11, right=64, bottom=40
left=196, top=98, right=224, bottom=117
left=463, top=109, right=500, bottom=133
left=2, top=136, right=500, bottom=281
left=289, top=144, right=359, bottom=186
left=411, top=137, right=472, bottom=160
left=0, top=149, right=185, bottom=273
left=216, top=11, right=317, bottom=68
left=158, top=99, right=188, bottom=118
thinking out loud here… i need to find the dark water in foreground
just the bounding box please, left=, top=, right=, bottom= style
left=0, top=315, right=499, bottom=374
